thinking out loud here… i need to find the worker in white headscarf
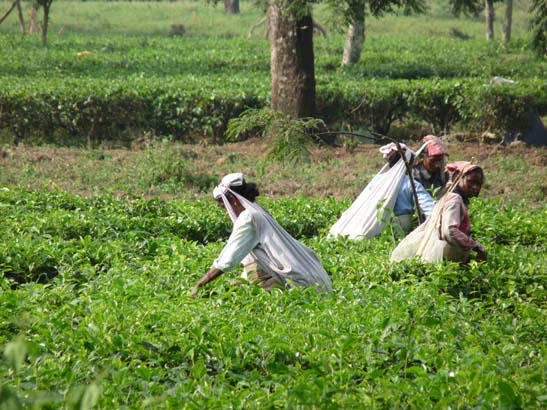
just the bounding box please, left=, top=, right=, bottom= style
left=190, top=173, right=332, bottom=296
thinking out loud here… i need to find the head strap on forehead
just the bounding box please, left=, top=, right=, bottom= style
left=445, top=161, right=479, bottom=176
left=213, top=172, right=247, bottom=222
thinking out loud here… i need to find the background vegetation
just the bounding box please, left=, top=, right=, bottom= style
left=0, top=0, right=545, bottom=145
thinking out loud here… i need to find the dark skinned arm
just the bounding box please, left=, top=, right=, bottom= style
left=190, top=267, right=224, bottom=297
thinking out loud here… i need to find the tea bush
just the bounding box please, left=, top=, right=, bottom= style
left=1, top=34, right=547, bottom=144
left=0, top=188, right=545, bottom=408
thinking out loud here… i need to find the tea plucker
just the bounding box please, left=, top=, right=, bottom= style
left=191, top=173, right=332, bottom=296
left=438, top=161, right=487, bottom=261
left=413, top=135, right=448, bottom=197
left=380, top=143, right=436, bottom=231
left=391, top=161, right=487, bottom=263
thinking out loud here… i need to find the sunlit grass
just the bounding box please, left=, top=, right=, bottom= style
left=0, top=0, right=535, bottom=41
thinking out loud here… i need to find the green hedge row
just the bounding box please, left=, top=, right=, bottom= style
left=320, top=78, right=547, bottom=135
left=0, top=76, right=268, bottom=145
left=0, top=188, right=348, bottom=282
left=1, top=77, right=546, bottom=144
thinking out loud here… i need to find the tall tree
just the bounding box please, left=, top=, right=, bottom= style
left=214, top=0, right=424, bottom=117
left=224, top=0, right=240, bottom=14
left=33, top=0, right=54, bottom=46
left=341, top=0, right=366, bottom=66
left=268, top=0, right=315, bottom=117
left=485, top=0, right=495, bottom=41
left=449, top=0, right=504, bottom=42
left=28, top=3, right=37, bottom=34
left=502, top=0, right=512, bottom=45
left=0, top=0, right=25, bottom=33
left=335, top=0, right=426, bottom=67
left=530, top=0, right=547, bottom=56
left=15, top=0, right=24, bottom=33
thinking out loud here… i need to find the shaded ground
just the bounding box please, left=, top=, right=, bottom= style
left=0, top=139, right=545, bottom=206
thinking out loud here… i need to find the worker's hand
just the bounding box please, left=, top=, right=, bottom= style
left=474, top=244, right=487, bottom=262
left=190, top=285, right=200, bottom=298
left=190, top=268, right=222, bottom=297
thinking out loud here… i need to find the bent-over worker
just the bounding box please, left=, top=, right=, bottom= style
left=191, top=173, right=332, bottom=296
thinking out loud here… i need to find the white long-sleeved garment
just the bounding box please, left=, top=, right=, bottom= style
left=213, top=210, right=258, bottom=272
left=213, top=207, right=332, bottom=291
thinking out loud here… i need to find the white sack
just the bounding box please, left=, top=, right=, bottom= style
left=390, top=193, right=468, bottom=263
left=329, top=144, right=428, bottom=240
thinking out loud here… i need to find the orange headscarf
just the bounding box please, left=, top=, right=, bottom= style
left=445, top=161, right=480, bottom=176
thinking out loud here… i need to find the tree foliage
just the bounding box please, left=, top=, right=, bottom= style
left=324, top=0, right=425, bottom=31
left=530, top=0, right=547, bottom=56
left=226, top=107, right=326, bottom=163
left=448, top=0, right=483, bottom=17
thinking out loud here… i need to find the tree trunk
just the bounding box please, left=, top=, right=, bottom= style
left=485, top=0, right=495, bottom=41
left=268, top=1, right=316, bottom=118
left=0, top=0, right=17, bottom=25
left=502, top=0, right=512, bottom=45
left=41, top=4, right=49, bottom=46
left=16, top=0, right=25, bottom=34
left=342, top=7, right=365, bottom=66
left=28, top=5, right=37, bottom=34
left=224, top=0, right=239, bottom=14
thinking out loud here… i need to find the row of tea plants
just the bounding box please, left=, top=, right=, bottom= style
left=1, top=187, right=546, bottom=408
left=1, top=34, right=547, bottom=144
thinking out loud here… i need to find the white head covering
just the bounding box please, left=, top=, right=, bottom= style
left=213, top=172, right=244, bottom=199
left=379, top=141, right=431, bottom=161
left=213, top=172, right=247, bottom=223
left=379, top=142, right=408, bottom=158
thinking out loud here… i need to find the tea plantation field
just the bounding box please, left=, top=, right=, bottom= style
left=1, top=187, right=546, bottom=408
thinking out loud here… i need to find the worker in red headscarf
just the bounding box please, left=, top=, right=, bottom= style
left=390, top=161, right=487, bottom=263
left=440, top=161, right=487, bottom=262
left=413, top=135, right=448, bottom=197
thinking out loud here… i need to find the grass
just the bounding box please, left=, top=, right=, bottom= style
left=0, top=0, right=537, bottom=39
left=0, top=139, right=545, bottom=206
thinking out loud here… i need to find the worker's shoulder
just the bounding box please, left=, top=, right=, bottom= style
left=442, top=191, right=463, bottom=205
left=238, top=206, right=265, bottom=224
left=241, top=205, right=272, bottom=226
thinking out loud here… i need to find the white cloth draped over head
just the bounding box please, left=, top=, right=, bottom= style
left=212, top=173, right=332, bottom=291
left=329, top=142, right=430, bottom=239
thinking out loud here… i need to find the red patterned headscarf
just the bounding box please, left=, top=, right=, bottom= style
left=423, top=135, right=448, bottom=156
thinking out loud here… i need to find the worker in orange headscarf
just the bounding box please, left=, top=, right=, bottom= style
left=391, top=161, right=487, bottom=263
